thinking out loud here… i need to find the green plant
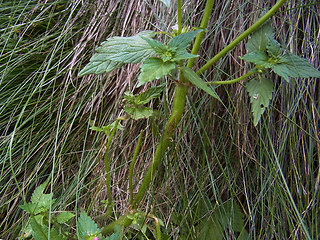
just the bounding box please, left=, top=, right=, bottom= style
left=19, top=0, right=320, bottom=239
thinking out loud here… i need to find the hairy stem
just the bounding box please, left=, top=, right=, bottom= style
left=197, top=0, right=288, bottom=74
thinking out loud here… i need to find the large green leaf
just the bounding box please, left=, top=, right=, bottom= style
left=181, top=67, right=220, bottom=100
left=77, top=212, right=101, bottom=240
left=138, top=57, right=176, bottom=86
left=272, top=53, right=320, bottom=82
left=79, top=31, right=156, bottom=76
left=246, top=22, right=274, bottom=52
left=246, top=78, right=274, bottom=126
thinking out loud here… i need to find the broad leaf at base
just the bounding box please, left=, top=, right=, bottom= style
left=246, top=78, right=274, bottom=126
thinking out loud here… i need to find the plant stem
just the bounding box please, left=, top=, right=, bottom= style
left=129, top=130, right=144, bottom=205
left=208, top=70, right=255, bottom=85
left=177, top=0, right=182, bottom=34
left=187, top=0, right=215, bottom=68
left=197, top=0, right=288, bottom=74
left=131, top=84, right=189, bottom=208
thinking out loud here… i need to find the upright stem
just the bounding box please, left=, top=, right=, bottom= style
left=187, top=0, right=215, bottom=68
left=197, top=0, right=288, bottom=74
left=177, top=0, right=182, bottom=34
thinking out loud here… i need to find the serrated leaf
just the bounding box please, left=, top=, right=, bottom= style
left=272, top=53, right=320, bottom=82
left=79, top=31, right=156, bottom=77
left=77, top=212, right=101, bottom=240
left=168, top=30, right=203, bottom=50
left=181, top=67, right=220, bottom=101
left=266, top=36, right=281, bottom=58
left=57, top=212, right=75, bottom=224
left=30, top=218, right=66, bottom=240
left=134, top=84, right=165, bottom=105
left=246, top=78, right=274, bottom=126
left=246, top=22, right=274, bottom=52
left=138, top=57, right=176, bottom=86
left=159, top=0, right=171, bottom=7
left=124, top=107, right=154, bottom=120
left=20, top=179, right=55, bottom=214
left=79, top=60, right=122, bottom=76
left=97, top=31, right=156, bottom=63
left=240, top=51, right=272, bottom=68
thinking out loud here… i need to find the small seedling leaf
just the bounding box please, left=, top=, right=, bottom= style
left=159, top=0, right=171, bottom=7
left=246, top=78, right=274, bottom=126
left=77, top=212, right=101, bottom=240
left=181, top=67, right=220, bottom=101
left=138, top=57, right=176, bottom=86
left=124, top=107, right=154, bottom=120
left=246, top=22, right=274, bottom=52
left=57, top=212, right=75, bottom=224
left=272, top=53, right=320, bottom=82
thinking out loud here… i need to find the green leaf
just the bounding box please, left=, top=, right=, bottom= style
left=97, top=31, right=156, bottom=63
left=246, top=22, right=274, bottom=52
left=272, top=53, right=320, bottom=82
left=77, top=212, right=101, bottom=240
left=159, top=0, right=171, bottom=7
left=198, top=217, right=223, bottom=240
left=57, top=212, right=75, bottom=224
left=246, top=78, right=274, bottom=126
left=124, top=107, right=155, bottom=120
left=79, top=31, right=156, bottom=76
left=181, top=67, right=220, bottom=100
left=90, top=121, right=123, bottom=135
left=79, top=60, right=122, bottom=76
left=19, top=179, right=55, bottom=214
left=266, top=36, right=281, bottom=58
left=30, top=218, right=66, bottom=240
left=138, top=57, right=176, bottom=86
left=134, top=84, right=165, bottom=105
left=240, top=51, right=272, bottom=68
left=168, top=30, right=203, bottom=50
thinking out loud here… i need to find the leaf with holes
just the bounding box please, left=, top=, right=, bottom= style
left=246, top=78, right=274, bottom=126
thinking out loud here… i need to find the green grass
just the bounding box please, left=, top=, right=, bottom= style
left=1, top=0, right=319, bottom=239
